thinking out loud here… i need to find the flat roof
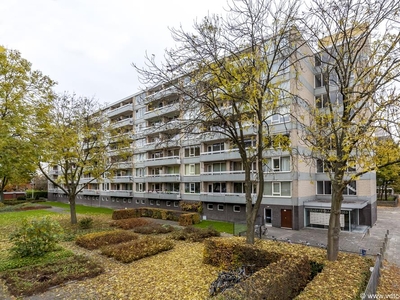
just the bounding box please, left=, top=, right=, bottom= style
left=304, top=200, right=368, bottom=210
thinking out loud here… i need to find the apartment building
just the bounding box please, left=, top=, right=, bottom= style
left=49, top=35, right=377, bottom=232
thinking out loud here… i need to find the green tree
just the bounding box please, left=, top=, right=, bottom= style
left=135, top=0, right=303, bottom=243
left=0, top=47, right=56, bottom=202
left=298, top=0, right=400, bottom=260
left=39, top=93, right=131, bottom=224
left=376, top=139, right=400, bottom=200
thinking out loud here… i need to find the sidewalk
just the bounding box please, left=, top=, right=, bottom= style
left=258, top=206, right=399, bottom=264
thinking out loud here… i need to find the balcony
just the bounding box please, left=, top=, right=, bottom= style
left=143, top=103, right=179, bottom=120
left=200, top=192, right=247, bottom=204
left=110, top=176, right=133, bottom=183
left=200, top=171, right=257, bottom=182
left=102, top=190, right=133, bottom=197
left=49, top=169, right=59, bottom=175
left=108, top=104, right=134, bottom=118
left=200, top=149, right=241, bottom=162
left=79, top=177, right=94, bottom=184
left=145, top=174, right=181, bottom=183
left=80, top=189, right=101, bottom=196
left=144, top=191, right=181, bottom=200
left=144, top=86, right=178, bottom=104
left=111, top=118, right=133, bottom=129
left=113, top=161, right=134, bottom=169
left=144, top=156, right=180, bottom=167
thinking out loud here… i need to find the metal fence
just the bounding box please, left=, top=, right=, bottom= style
left=362, top=230, right=390, bottom=300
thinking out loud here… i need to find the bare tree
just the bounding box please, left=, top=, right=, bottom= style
left=135, top=0, right=306, bottom=243
left=297, top=0, right=400, bottom=260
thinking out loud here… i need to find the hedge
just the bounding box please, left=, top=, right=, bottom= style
left=75, top=230, right=138, bottom=250
left=222, top=255, right=311, bottom=300
left=112, top=207, right=200, bottom=225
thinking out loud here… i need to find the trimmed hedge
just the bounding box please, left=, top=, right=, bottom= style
left=222, top=255, right=311, bottom=300
left=101, top=236, right=174, bottom=263
left=75, top=230, right=138, bottom=250
left=170, top=226, right=220, bottom=242
left=204, top=237, right=373, bottom=300
left=179, top=213, right=200, bottom=226
left=203, top=237, right=281, bottom=270
left=110, top=217, right=153, bottom=229
left=112, top=207, right=200, bottom=225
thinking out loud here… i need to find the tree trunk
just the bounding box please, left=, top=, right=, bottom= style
left=246, top=200, right=256, bottom=244
left=0, top=190, right=3, bottom=203
left=68, top=194, right=78, bottom=224
left=327, top=184, right=344, bottom=261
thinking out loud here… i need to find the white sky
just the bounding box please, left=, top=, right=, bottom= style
left=0, top=0, right=227, bottom=104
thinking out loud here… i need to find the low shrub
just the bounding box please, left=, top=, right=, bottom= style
left=112, top=208, right=140, bottom=220
left=1, top=255, right=103, bottom=297
left=179, top=213, right=201, bottom=226
left=75, top=230, right=138, bottom=250
left=170, top=226, right=220, bottom=243
left=179, top=201, right=202, bottom=213
left=112, top=207, right=182, bottom=221
left=133, top=223, right=175, bottom=234
left=203, top=237, right=281, bottom=270
left=101, top=236, right=175, bottom=263
left=9, top=217, right=63, bottom=258
left=296, top=254, right=373, bottom=300
left=110, top=217, right=153, bottom=229
left=16, top=196, right=26, bottom=200
left=79, top=217, right=94, bottom=229
left=221, top=255, right=311, bottom=300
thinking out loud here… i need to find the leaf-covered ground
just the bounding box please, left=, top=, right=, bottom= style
left=14, top=240, right=219, bottom=300
left=376, top=261, right=400, bottom=296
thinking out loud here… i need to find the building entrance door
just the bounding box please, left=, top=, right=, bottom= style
left=265, top=208, right=272, bottom=225
left=281, top=209, right=292, bottom=229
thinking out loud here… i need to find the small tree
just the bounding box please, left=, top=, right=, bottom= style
left=376, top=139, right=400, bottom=200
left=38, top=93, right=131, bottom=224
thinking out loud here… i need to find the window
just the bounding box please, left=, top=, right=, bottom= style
left=217, top=204, right=224, bottom=211
left=150, top=200, right=154, bottom=206
left=207, top=142, right=224, bottom=152
left=166, top=201, right=171, bottom=206
left=206, top=163, right=226, bottom=173
left=234, top=182, right=245, bottom=194
left=174, top=201, right=179, bottom=207
left=156, top=200, right=161, bottom=206
left=264, top=157, right=290, bottom=172
left=135, top=199, right=140, bottom=204
left=185, top=183, right=200, bottom=193
left=317, top=181, right=356, bottom=195
left=136, top=183, right=143, bottom=192
left=184, top=146, right=200, bottom=157
left=315, top=54, right=321, bottom=67
left=135, top=168, right=145, bottom=177
left=264, top=182, right=291, bottom=196
left=141, top=199, right=146, bottom=204
left=208, top=182, right=226, bottom=193
left=315, top=72, right=328, bottom=88
left=207, top=204, right=214, bottom=210
left=185, top=164, right=200, bottom=175
left=317, top=159, right=355, bottom=173
left=233, top=205, right=241, bottom=213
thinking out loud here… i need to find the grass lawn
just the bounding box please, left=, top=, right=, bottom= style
left=40, top=201, right=114, bottom=215
left=193, top=220, right=236, bottom=234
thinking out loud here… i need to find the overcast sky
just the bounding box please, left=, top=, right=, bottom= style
left=0, top=0, right=227, bottom=105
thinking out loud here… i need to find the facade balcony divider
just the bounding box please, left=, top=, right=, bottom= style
left=102, top=190, right=133, bottom=197
left=110, top=176, right=134, bottom=183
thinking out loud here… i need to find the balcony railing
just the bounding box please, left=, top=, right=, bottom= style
left=108, top=104, right=134, bottom=117
left=144, top=86, right=178, bottom=104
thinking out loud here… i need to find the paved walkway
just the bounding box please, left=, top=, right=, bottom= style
left=259, top=206, right=400, bottom=264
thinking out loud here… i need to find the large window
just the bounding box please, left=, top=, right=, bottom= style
left=264, top=157, right=290, bottom=172
left=316, top=159, right=356, bottom=173
left=206, top=163, right=226, bottom=173
left=185, top=164, right=200, bottom=175
left=207, top=142, right=224, bottom=153
left=317, top=181, right=356, bottom=195
left=264, top=182, right=291, bottom=196
left=184, top=182, right=200, bottom=193
left=208, top=182, right=226, bottom=193
left=184, top=146, right=200, bottom=157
